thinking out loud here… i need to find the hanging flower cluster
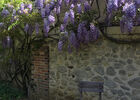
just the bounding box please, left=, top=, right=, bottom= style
left=107, top=0, right=140, bottom=33
left=2, top=0, right=140, bottom=51
left=0, top=1, right=34, bottom=48
left=34, top=0, right=99, bottom=51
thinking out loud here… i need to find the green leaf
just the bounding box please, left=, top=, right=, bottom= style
left=8, top=20, right=20, bottom=31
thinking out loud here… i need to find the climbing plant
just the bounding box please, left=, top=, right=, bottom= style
left=0, top=0, right=140, bottom=95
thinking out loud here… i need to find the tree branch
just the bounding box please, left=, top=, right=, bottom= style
left=99, top=24, right=140, bottom=44
left=95, top=0, right=101, bottom=20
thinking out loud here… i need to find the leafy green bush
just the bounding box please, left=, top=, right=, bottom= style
left=0, top=0, right=29, bottom=7
left=0, top=81, right=24, bottom=100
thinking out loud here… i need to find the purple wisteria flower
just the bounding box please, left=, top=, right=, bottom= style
left=24, top=24, right=29, bottom=33
left=44, top=18, right=50, bottom=37
left=7, top=4, right=14, bottom=11
left=64, top=12, right=69, bottom=25
left=107, top=0, right=119, bottom=14
left=120, top=16, right=133, bottom=33
left=44, top=25, right=50, bottom=37
left=35, top=0, right=44, bottom=8
left=56, top=6, right=61, bottom=14
left=48, top=15, right=55, bottom=24
left=57, top=0, right=62, bottom=6
left=1, top=8, right=10, bottom=17
left=69, top=31, right=78, bottom=48
left=77, top=26, right=83, bottom=41
left=77, top=4, right=82, bottom=13
left=58, top=41, right=63, bottom=51
left=41, top=8, right=46, bottom=18
left=49, top=1, right=56, bottom=10
left=126, top=20, right=133, bottom=33
left=77, top=21, right=86, bottom=42
left=84, top=1, right=91, bottom=12
left=64, top=31, right=68, bottom=37
left=70, top=4, right=75, bottom=9
left=119, top=0, right=126, bottom=5
left=45, top=4, right=51, bottom=15
left=82, top=26, right=88, bottom=42
left=60, top=24, right=65, bottom=32
left=135, top=0, right=140, bottom=6
left=77, top=21, right=99, bottom=43
left=64, top=0, right=70, bottom=6
left=28, top=4, right=33, bottom=12
left=127, top=0, right=133, bottom=3
left=80, top=0, right=84, bottom=2
left=114, top=0, right=119, bottom=7
left=123, top=2, right=136, bottom=18
left=72, top=0, right=78, bottom=5
left=20, top=3, right=25, bottom=11
left=89, top=24, right=99, bottom=41
left=69, top=9, right=75, bottom=24
left=44, top=18, right=50, bottom=26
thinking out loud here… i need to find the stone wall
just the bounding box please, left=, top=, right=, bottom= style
left=30, top=0, right=140, bottom=99
left=49, top=35, right=140, bottom=100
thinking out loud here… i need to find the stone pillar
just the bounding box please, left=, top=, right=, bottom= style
left=30, top=46, right=49, bottom=100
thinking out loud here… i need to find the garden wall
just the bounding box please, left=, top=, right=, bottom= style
left=49, top=31, right=140, bottom=100
left=30, top=0, right=140, bottom=99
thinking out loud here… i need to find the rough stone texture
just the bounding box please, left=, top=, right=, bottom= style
left=94, top=66, right=104, bottom=75
left=120, top=85, right=130, bottom=91
left=48, top=36, right=140, bottom=100
left=128, top=77, right=140, bottom=89
left=106, top=67, right=116, bottom=76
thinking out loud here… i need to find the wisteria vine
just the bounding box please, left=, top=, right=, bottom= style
left=107, top=0, right=140, bottom=33
left=1, top=0, right=140, bottom=51
left=35, top=0, right=100, bottom=51
left=0, top=0, right=100, bottom=52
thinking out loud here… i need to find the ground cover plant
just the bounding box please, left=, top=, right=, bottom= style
left=0, top=81, right=24, bottom=100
